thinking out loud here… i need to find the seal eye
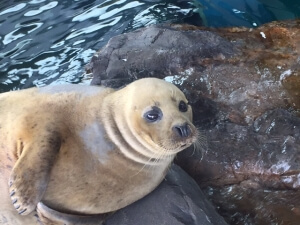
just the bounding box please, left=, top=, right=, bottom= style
left=143, top=106, right=162, bottom=123
left=179, top=101, right=188, bottom=112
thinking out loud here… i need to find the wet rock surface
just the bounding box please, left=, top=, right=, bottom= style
left=87, top=23, right=237, bottom=88
left=178, top=109, right=300, bottom=188
left=88, top=20, right=300, bottom=225
left=177, top=109, right=300, bottom=224
left=88, top=20, right=300, bottom=123
left=106, top=165, right=228, bottom=225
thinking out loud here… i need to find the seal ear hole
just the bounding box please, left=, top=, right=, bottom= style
left=179, top=101, right=188, bottom=112
left=143, top=106, right=163, bottom=123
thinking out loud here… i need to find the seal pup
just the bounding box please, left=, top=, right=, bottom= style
left=0, top=78, right=198, bottom=225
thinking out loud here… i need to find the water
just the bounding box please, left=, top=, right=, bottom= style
left=0, top=0, right=198, bottom=92
left=0, top=0, right=299, bottom=93
left=199, top=0, right=300, bottom=27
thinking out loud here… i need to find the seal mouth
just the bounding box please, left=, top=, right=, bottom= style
left=174, top=131, right=199, bottom=152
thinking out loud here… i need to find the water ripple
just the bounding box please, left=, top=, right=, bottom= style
left=131, top=3, right=192, bottom=29
left=65, top=16, right=122, bottom=41
left=0, top=0, right=198, bottom=92
left=3, top=22, right=43, bottom=45
left=24, top=1, right=58, bottom=17
left=0, top=3, right=26, bottom=16
left=72, top=0, right=128, bottom=22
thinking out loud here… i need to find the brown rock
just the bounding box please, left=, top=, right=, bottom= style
left=177, top=108, right=300, bottom=224
left=88, top=20, right=300, bottom=124
left=87, top=19, right=300, bottom=225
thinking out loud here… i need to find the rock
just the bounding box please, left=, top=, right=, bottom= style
left=203, top=185, right=300, bottom=225
left=105, top=165, right=228, bottom=225
left=177, top=109, right=300, bottom=224
left=87, top=20, right=300, bottom=225
left=88, top=20, right=300, bottom=124
left=178, top=109, right=300, bottom=188
left=87, top=24, right=237, bottom=88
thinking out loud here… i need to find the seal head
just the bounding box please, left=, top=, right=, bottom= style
left=101, top=78, right=197, bottom=165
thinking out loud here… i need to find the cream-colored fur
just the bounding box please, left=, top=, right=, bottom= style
left=0, top=78, right=197, bottom=225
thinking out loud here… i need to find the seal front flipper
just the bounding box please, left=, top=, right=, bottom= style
left=9, top=131, right=61, bottom=216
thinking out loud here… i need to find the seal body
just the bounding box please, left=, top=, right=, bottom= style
left=0, top=78, right=197, bottom=225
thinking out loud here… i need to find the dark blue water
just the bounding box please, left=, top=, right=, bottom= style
left=199, top=0, right=300, bottom=27
left=0, top=0, right=299, bottom=93
left=0, top=0, right=199, bottom=92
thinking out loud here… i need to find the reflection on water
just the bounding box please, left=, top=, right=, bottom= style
left=0, top=0, right=197, bottom=92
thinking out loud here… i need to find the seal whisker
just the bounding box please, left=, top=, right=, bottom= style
left=191, top=128, right=208, bottom=161
left=132, top=163, right=150, bottom=176
left=132, top=157, right=155, bottom=177
left=132, top=153, right=162, bottom=176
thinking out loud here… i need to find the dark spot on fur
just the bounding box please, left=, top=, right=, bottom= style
left=154, top=101, right=160, bottom=107
left=31, top=124, right=37, bottom=129
left=171, top=96, right=176, bottom=102
left=7, top=154, right=12, bottom=162
left=117, top=199, right=123, bottom=204
left=6, top=165, right=12, bottom=169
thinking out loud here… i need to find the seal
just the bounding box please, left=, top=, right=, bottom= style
left=0, top=78, right=198, bottom=225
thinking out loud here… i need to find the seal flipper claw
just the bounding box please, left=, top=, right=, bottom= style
left=18, top=208, right=27, bottom=215
left=9, top=131, right=61, bottom=216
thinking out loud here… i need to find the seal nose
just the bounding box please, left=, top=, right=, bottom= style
left=172, top=123, right=191, bottom=138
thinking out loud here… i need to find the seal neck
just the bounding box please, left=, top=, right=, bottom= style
left=100, top=91, right=174, bottom=166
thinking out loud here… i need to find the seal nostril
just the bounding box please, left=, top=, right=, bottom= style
left=174, top=126, right=183, bottom=137
left=173, top=123, right=190, bottom=138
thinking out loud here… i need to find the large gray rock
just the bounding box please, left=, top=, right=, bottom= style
left=106, top=165, right=228, bottom=225
left=87, top=24, right=236, bottom=88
